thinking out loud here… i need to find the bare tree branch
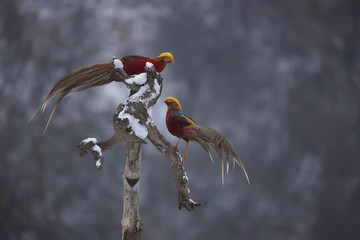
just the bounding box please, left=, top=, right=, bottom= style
left=147, top=124, right=202, bottom=211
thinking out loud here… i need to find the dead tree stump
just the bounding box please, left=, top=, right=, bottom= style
left=122, top=142, right=143, bottom=240
left=77, top=60, right=201, bottom=240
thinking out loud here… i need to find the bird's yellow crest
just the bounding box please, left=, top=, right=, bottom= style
left=164, top=97, right=181, bottom=110
left=157, top=52, right=174, bottom=63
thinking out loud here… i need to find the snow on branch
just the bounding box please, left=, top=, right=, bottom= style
left=78, top=138, right=104, bottom=170
left=77, top=61, right=201, bottom=212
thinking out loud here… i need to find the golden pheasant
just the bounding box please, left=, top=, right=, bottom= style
left=32, top=52, right=174, bottom=131
left=164, top=97, right=250, bottom=185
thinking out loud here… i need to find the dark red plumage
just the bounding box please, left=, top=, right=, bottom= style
left=92, top=54, right=172, bottom=75
left=121, top=56, right=167, bottom=75
left=164, top=97, right=250, bottom=185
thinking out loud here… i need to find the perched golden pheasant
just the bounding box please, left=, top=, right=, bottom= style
left=164, top=97, right=250, bottom=185
left=32, top=52, right=174, bottom=131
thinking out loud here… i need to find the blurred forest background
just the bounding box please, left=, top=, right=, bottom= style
left=1, top=0, right=360, bottom=239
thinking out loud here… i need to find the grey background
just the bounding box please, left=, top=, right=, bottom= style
left=1, top=0, right=359, bottom=239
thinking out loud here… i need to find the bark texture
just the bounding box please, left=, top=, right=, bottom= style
left=122, top=143, right=143, bottom=240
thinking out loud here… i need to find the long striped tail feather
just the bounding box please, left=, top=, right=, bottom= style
left=193, top=125, right=250, bottom=185
left=194, top=137, right=214, bottom=165
left=30, top=61, right=113, bottom=132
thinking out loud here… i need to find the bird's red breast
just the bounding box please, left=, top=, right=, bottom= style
left=166, top=108, right=196, bottom=141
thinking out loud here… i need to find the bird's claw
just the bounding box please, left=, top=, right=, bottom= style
left=173, top=148, right=187, bottom=162
left=180, top=153, right=187, bottom=161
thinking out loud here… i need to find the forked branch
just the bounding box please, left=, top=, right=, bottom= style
left=77, top=61, right=201, bottom=215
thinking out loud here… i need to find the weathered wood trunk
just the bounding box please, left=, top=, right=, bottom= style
left=77, top=62, right=202, bottom=240
left=122, top=142, right=143, bottom=240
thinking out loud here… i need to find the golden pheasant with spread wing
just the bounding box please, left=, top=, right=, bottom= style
left=32, top=52, right=174, bottom=131
left=164, top=97, right=250, bottom=185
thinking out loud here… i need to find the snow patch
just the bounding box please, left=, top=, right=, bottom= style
left=150, top=79, right=161, bottom=101
left=189, top=199, right=196, bottom=204
left=118, top=107, right=148, bottom=139
left=176, top=152, right=183, bottom=161
left=114, top=59, right=123, bottom=69
left=82, top=138, right=97, bottom=144
left=183, top=171, right=189, bottom=182
left=91, top=144, right=103, bottom=156
left=125, top=73, right=147, bottom=85
left=116, top=72, right=162, bottom=140
left=95, top=159, right=102, bottom=167
left=145, top=62, right=154, bottom=68
left=145, top=106, right=155, bottom=126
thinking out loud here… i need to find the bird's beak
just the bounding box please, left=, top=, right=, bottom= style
left=163, top=100, right=170, bottom=106
left=165, top=57, right=174, bottom=64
